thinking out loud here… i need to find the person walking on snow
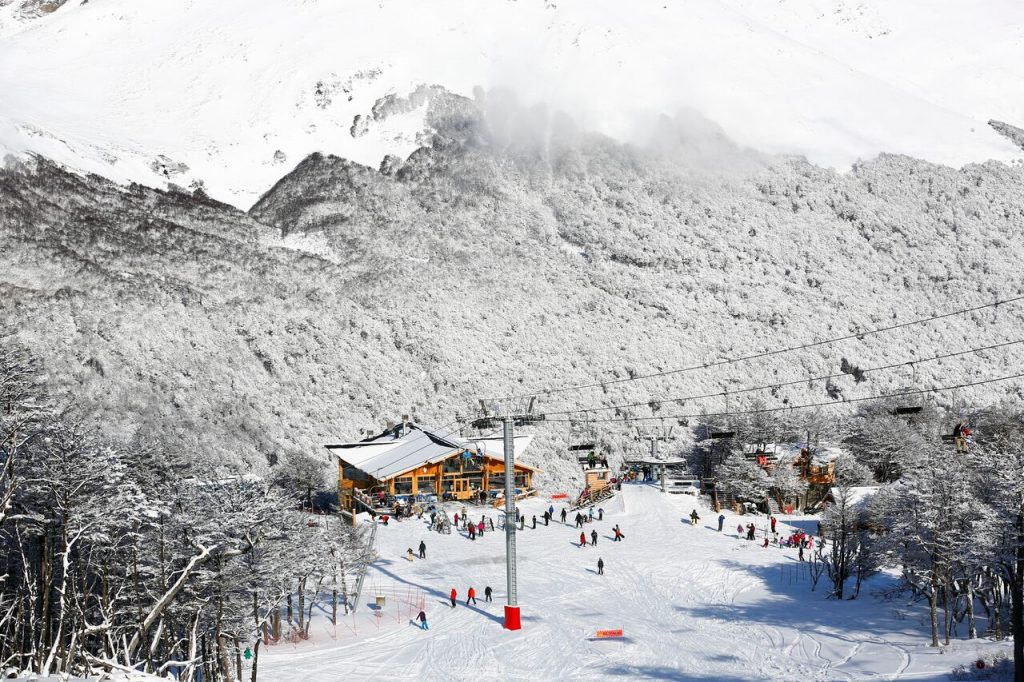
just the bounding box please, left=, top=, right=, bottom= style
left=467, top=587, right=477, bottom=605
left=478, top=521, right=485, bottom=537
left=575, top=513, right=584, bottom=528
left=544, top=511, right=550, bottom=526
left=450, top=588, right=457, bottom=608
left=454, top=512, right=460, bottom=528
left=589, top=507, right=595, bottom=522
left=580, top=531, right=587, bottom=547
left=532, top=515, right=537, bottom=529
left=485, top=586, right=493, bottom=602
left=469, top=524, right=476, bottom=541
left=737, top=524, right=744, bottom=537
left=561, top=508, right=568, bottom=524
left=549, top=504, right=555, bottom=518
left=418, top=540, right=426, bottom=559
left=690, top=509, right=700, bottom=525
left=598, top=508, right=604, bottom=521
left=718, top=514, right=726, bottom=532
left=597, top=557, right=604, bottom=575
left=417, top=610, right=429, bottom=630
left=770, top=516, right=777, bottom=534
left=591, top=529, right=598, bottom=546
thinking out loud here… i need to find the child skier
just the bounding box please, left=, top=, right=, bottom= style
left=690, top=509, right=700, bottom=525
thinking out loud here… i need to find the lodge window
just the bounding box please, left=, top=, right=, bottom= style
left=514, top=472, right=527, bottom=488
left=394, top=477, right=413, bottom=495
left=443, top=458, right=462, bottom=473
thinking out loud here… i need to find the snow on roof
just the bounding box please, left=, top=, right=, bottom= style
left=829, top=486, right=880, bottom=510
left=327, top=425, right=537, bottom=480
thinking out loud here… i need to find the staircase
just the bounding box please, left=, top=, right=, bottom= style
left=569, top=485, right=616, bottom=511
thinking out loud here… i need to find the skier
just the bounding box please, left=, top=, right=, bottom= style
left=478, top=520, right=485, bottom=537
left=561, top=508, right=568, bottom=524
left=467, top=587, right=477, bottom=605
left=597, top=557, right=604, bottom=575
left=718, top=514, right=725, bottom=532
left=544, top=511, right=550, bottom=526
left=689, top=509, right=700, bottom=526
left=575, top=513, right=584, bottom=529
left=770, top=516, right=777, bottom=534
left=468, top=524, right=476, bottom=541
left=484, top=586, right=493, bottom=602
left=762, top=537, right=769, bottom=549
left=588, top=506, right=595, bottom=522
left=417, top=610, right=429, bottom=630
left=450, top=588, right=457, bottom=608
left=613, top=525, right=624, bottom=541
left=591, top=529, right=598, bottom=546
left=580, top=531, right=587, bottom=547
left=419, top=540, right=426, bottom=559
left=598, top=508, right=604, bottom=521
left=454, top=512, right=460, bottom=527
left=549, top=504, right=555, bottom=518
left=532, top=515, right=537, bottom=529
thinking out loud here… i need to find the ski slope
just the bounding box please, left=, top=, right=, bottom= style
left=1, top=0, right=1022, bottom=208
left=259, top=484, right=1005, bottom=680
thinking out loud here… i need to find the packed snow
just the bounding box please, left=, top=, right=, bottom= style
left=1, top=0, right=1022, bottom=207
left=256, top=484, right=1005, bottom=680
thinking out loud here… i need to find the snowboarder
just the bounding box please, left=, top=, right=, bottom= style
left=417, top=610, right=428, bottom=630
left=485, top=586, right=493, bottom=602
left=467, top=587, right=477, bottom=605
left=580, top=532, right=587, bottom=547
left=613, top=525, right=624, bottom=541
left=770, top=516, right=777, bottom=534
left=561, top=508, right=567, bottom=524
left=450, top=588, right=457, bottom=608
left=419, top=540, right=426, bottom=559
left=591, top=529, right=598, bottom=546
left=690, top=509, right=700, bottom=525
left=597, top=557, right=604, bottom=575
left=598, top=508, right=604, bottom=521
left=718, top=514, right=725, bottom=532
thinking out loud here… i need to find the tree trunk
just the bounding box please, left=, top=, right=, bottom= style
left=966, top=578, right=977, bottom=639
left=929, top=574, right=940, bottom=648
left=1013, top=511, right=1024, bottom=682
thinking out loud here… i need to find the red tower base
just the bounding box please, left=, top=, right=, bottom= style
left=504, top=605, right=521, bottom=630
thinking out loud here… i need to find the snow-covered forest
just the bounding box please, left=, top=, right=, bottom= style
left=0, top=341, right=373, bottom=679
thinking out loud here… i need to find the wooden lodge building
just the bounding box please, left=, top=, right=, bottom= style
left=327, top=422, right=540, bottom=514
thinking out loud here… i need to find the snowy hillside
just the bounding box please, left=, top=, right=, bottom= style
left=1, top=0, right=1022, bottom=208
left=2, top=95, right=1023, bottom=489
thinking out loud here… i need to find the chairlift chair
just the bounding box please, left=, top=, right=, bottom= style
left=892, top=362, right=923, bottom=416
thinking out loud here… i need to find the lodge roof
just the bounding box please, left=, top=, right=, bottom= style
left=326, top=423, right=538, bottom=481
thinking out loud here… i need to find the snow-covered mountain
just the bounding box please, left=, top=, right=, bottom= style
left=2, top=94, right=1023, bottom=487
left=1, top=0, right=1022, bottom=208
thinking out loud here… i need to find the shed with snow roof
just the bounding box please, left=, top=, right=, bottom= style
left=327, top=422, right=540, bottom=514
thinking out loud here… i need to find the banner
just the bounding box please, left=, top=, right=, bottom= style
left=595, top=629, right=624, bottom=639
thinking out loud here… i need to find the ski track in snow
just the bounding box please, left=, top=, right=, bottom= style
left=258, top=485, right=1004, bottom=680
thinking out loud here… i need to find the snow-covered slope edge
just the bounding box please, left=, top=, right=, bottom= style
left=1, top=0, right=1022, bottom=208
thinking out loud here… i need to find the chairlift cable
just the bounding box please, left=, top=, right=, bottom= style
left=541, top=339, right=1024, bottom=416
left=540, top=372, right=1024, bottom=423
left=509, top=294, right=1024, bottom=399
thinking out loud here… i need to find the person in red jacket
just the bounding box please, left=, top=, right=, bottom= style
left=467, top=587, right=477, bottom=605
left=450, top=588, right=457, bottom=608
left=579, top=531, right=587, bottom=547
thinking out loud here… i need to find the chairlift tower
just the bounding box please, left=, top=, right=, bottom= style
left=635, top=424, right=674, bottom=492
left=472, top=397, right=544, bottom=631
